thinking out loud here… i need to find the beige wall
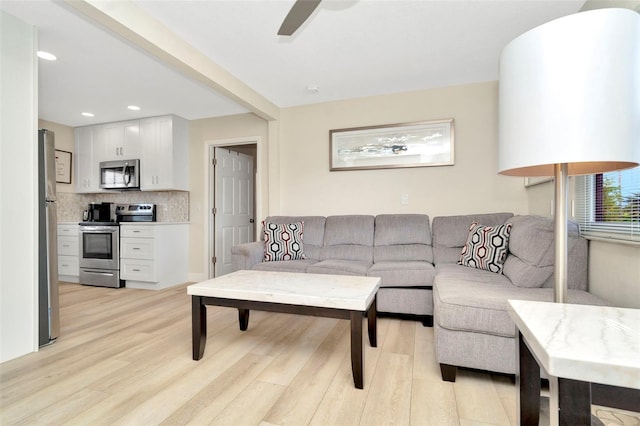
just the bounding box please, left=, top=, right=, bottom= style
left=277, top=81, right=528, bottom=217
left=188, top=114, right=269, bottom=279
left=38, top=119, right=75, bottom=194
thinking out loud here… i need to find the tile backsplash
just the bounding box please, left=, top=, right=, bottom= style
left=57, top=191, right=190, bottom=223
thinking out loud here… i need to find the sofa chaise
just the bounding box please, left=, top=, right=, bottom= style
left=431, top=213, right=604, bottom=381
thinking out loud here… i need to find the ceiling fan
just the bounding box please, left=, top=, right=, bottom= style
left=278, top=0, right=322, bottom=36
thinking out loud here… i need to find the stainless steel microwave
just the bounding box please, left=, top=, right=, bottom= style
left=99, top=159, right=140, bottom=190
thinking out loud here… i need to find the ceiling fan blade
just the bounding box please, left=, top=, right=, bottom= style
left=278, top=0, right=322, bottom=36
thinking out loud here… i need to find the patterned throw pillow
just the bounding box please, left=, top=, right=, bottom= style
left=263, top=222, right=306, bottom=262
left=458, top=222, right=512, bottom=274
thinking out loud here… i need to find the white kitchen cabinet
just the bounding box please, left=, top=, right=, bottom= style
left=74, top=126, right=100, bottom=193
left=120, top=223, right=188, bottom=290
left=98, top=120, right=140, bottom=162
left=139, top=115, right=188, bottom=191
left=57, top=224, right=79, bottom=282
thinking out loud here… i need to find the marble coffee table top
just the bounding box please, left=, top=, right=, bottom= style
left=508, top=300, right=640, bottom=389
left=188, top=270, right=381, bottom=311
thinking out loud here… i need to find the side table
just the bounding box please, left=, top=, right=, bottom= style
left=507, top=300, right=640, bottom=425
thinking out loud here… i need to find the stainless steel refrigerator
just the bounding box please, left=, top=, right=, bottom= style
left=38, top=129, right=59, bottom=346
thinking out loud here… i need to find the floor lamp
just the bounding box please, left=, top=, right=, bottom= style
left=498, top=8, right=640, bottom=303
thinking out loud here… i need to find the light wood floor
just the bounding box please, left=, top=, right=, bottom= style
left=0, top=282, right=637, bottom=426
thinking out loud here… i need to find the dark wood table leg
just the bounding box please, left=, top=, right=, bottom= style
left=192, top=296, right=207, bottom=360
left=238, top=308, right=250, bottom=331
left=350, top=310, right=364, bottom=389
left=367, top=296, right=377, bottom=347
left=517, top=331, right=540, bottom=426
left=558, top=378, right=591, bottom=425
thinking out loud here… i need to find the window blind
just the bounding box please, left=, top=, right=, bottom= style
left=574, top=166, right=640, bottom=242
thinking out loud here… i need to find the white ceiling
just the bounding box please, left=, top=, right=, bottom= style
left=1, top=0, right=590, bottom=128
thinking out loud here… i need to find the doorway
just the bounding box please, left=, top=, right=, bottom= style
left=208, top=143, right=257, bottom=277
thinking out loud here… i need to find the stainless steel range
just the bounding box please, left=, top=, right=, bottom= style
left=78, top=203, right=156, bottom=288
left=78, top=221, right=122, bottom=288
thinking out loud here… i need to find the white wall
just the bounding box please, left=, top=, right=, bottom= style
left=1, top=11, right=38, bottom=362
left=588, top=241, right=640, bottom=308
left=277, top=82, right=528, bottom=217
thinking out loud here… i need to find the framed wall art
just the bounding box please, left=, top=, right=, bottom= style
left=55, top=149, right=72, bottom=184
left=330, top=119, right=454, bottom=171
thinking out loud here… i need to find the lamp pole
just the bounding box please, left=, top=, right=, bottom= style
left=554, top=163, right=568, bottom=303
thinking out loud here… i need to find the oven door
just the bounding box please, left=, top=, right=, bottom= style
left=79, top=225, right=119, bottom=270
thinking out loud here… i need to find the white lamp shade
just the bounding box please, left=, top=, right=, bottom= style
left=498, top=8, right=640, bottom=177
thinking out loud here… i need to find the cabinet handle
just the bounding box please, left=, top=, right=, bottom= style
left=132, top=268, right=140, bottom=272
left=133, top=230, right=140, bottom=233
left=132, top=247, right=140, bottom=250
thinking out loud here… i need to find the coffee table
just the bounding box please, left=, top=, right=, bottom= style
left=187, top=270, right=381, bottom=389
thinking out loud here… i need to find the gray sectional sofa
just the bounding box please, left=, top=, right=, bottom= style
left=232, top=214, right=435, bottom=325
left=231, top=212, right=605, bottom=381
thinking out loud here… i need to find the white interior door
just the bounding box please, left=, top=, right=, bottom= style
left=214, top=147, right=254, bottom=276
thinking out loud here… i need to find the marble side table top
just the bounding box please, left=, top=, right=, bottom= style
left=188, top=270, right=381, bottom=311
left=508, top=300, right=640, bottom=389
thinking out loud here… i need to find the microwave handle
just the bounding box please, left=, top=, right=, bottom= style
left=123, top=162, right=131, bottom=186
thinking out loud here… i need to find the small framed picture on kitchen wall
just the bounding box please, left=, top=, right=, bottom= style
left=55, top=149, right=72, bottom=184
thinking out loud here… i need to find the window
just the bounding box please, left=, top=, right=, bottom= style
left=575, top=166, right=640, bottom=242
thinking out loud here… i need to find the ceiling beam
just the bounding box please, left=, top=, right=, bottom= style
left=64, top=0, right=280, bottom=121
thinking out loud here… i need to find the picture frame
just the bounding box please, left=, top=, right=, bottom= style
left=330, top=119, right=454, bottom=171
left=55, top=149, right=72, bottom=184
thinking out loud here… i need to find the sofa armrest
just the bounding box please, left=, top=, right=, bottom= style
left=231, top=241, right=264, bottom=271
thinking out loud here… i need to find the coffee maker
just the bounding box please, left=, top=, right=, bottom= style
left=83, top=202, right=115, bottom=222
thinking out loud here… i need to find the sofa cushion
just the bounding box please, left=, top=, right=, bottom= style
left=264, top=216, right=326, bottom=260
left=504, top=215, right=588, bottom=289
left=434, top=264, right=605, bottom=338
left=306, top=259, right=371, bottom=276
left=320, top=215, right=375, bottom=262
left=263, top=222, right=306, bottom=261
left=368, top=261, right=435, bottom=288
left=432, top=213, right=514, bottom=264
left=458, top=222, right=512, bottom=274
left=374, top=214, right=433, bottom=263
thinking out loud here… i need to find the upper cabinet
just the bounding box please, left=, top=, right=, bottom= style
left=75, top=126, right=100, bottom=193
left=74, top=115, right=188, bottom=193
left=139, top=115, right=188, bottom=191
left=97, top=120, right=141, bottom=162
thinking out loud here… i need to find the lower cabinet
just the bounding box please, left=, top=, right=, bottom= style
left=57, top=223, right=79, bottom=282
left=120, top=223, right=188, bottom=290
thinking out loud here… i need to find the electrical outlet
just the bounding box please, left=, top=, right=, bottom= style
left=401, top=193, right=409, bottom=205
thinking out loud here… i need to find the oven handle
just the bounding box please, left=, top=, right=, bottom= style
left=82, top=269, right=116, bottom=277
left=80, top=226, right=119, bottom=233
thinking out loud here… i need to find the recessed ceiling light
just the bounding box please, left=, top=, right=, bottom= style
left=37, top=51, right=57, bottom=61
left=127, top=105, right=141, bottom=111
left=81, top=112, right=94, bottom=117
